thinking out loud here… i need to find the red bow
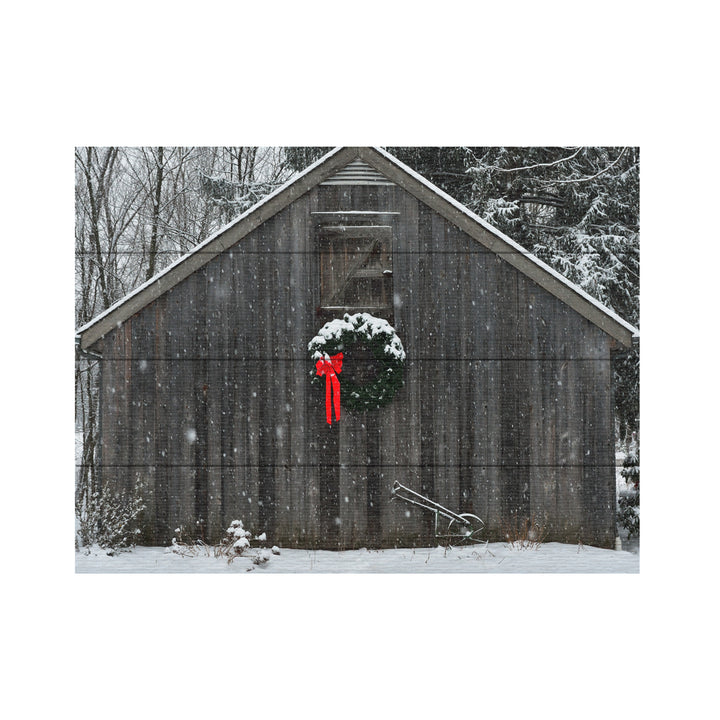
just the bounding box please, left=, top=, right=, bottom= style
left=315, top=352, right=343, bottom=424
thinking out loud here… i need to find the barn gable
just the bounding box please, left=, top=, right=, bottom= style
left=76, top=147, right=639, bottom=550
left=76, top=147, right=637, bottom=353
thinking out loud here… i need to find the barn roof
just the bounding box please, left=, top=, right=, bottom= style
left=76, top=146, right=639, bottom=352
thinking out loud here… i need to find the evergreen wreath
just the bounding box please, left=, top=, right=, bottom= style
left=308, top=313, right=406, bottom=412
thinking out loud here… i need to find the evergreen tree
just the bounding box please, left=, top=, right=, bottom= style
left=283, top=147, right=331, bottom=172
left=387, top=147, right=476, bottom=201
left=618, top=437, right=640, bottom=538
left=464, top=147, right=639, bottom=327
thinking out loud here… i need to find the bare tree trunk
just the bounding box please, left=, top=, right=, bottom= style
left=146, top=146, right=164, bottom=280
left=77, top=147, right=120, bottom=309
left=75, top=358, right=99, bottom=544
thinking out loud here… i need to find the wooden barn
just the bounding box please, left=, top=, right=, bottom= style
left=76, top=146, right=638, bottom=549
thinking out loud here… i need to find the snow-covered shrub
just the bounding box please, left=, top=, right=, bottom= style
left=252, top=549, right=272, bottom=566
left=224, top=520, right=252, bottom=555
left=76, top=484, right=146, bottom=552
left=617, top=447, right=640, bottom=538
left=170, top=519, right=272, bottom=565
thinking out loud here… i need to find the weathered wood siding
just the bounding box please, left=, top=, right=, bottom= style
left=97, top=181, right=616, bottom=549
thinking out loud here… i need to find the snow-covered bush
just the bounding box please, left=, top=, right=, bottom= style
left=224, top=520, right=252, bottom=555
left=170, top=519, right=272, bottom=566
left=76, top=484, right=146, bottom=552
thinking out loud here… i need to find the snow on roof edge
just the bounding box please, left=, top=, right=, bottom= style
left=76, top=147, right=348, bottom=338
left=369, top=146, right=639, bottom=338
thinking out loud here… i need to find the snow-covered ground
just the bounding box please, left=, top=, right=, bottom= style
left=76, top=540, right=638, bottom=573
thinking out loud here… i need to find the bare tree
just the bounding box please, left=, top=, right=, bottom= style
left=75, top=147, right=294, bottom=543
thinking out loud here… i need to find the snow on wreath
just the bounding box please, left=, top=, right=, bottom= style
left=308, top=312, right=406, bottom=423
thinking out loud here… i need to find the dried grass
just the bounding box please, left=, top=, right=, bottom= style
left=502, top=512, right=548, bottom=550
